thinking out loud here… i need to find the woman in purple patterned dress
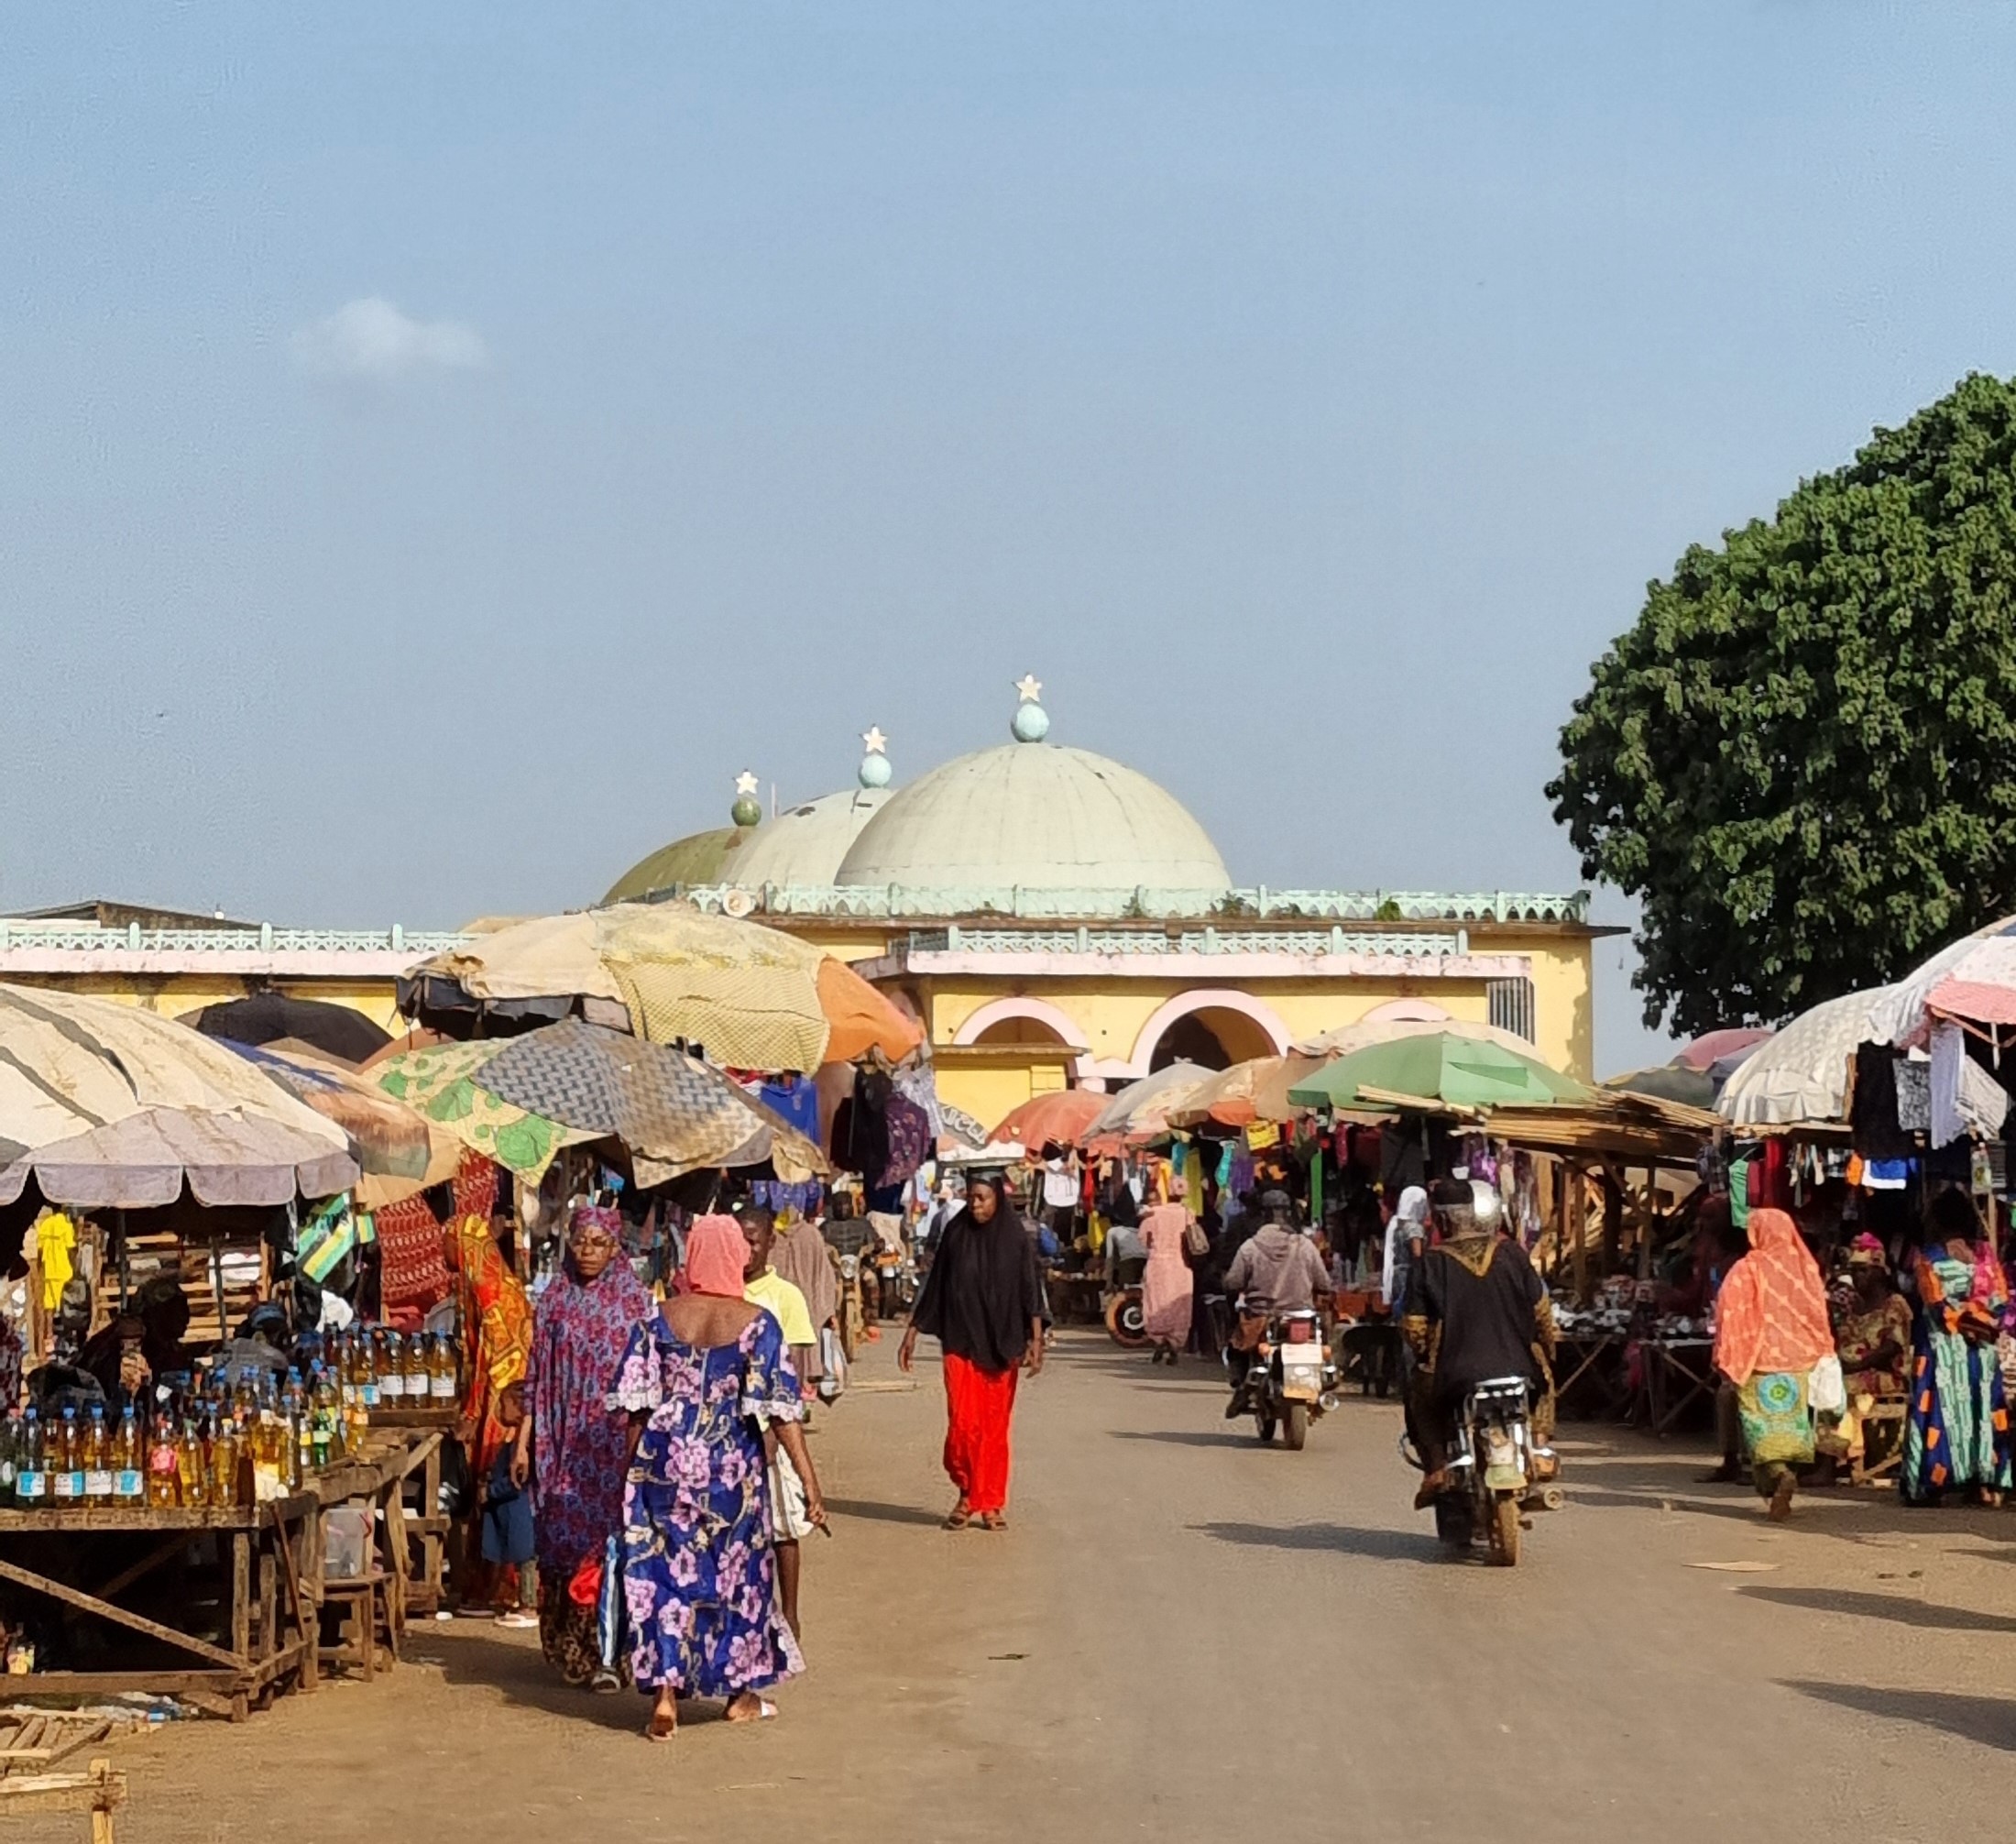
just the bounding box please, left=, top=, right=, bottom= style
left=614, top=1215, right=827, bottom=1741
left=511, top=1202, right=652, bottom=1687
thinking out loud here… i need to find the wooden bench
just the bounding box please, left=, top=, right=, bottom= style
left=1852, top=1394, right=1910, bottom=1485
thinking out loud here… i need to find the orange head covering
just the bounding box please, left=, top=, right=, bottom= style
left=1712, top=1207, right=1833, bottom=1386
left=683, top=1213, right=749, bottom=1298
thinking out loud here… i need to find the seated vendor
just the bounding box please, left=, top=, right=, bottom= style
left=78, top=1277, right=191, bottom=1408
left=1812, top=1233, right=1912, bottom=1477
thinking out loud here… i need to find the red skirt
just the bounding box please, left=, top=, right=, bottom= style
left=942, top=1352, right=1019, bottom=1515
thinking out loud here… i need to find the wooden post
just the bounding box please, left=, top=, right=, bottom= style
left=229, top=1531, right=251, bottom=1722
left=1569, top=1165, right=1590, bottom=1306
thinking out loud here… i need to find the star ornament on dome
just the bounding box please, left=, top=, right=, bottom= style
left=734, top=770, right=760, bottom=796
left=861, top=726, right=888, bottom=755
left=1014, top=674, right=1043, bottom=703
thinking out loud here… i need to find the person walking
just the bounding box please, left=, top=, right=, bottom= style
left=1710, top=1206, right=1834, bottom=1521
left=444, top=1205, right=536, bottom=1620
left=1138, top=1192, right=1195, bottom=1367
left=510, top=1202, right=652, bottom=1687
left=616, top=1215, right=827, bottom=1742
left=898, top=1168, right=1045, bottom=1531
left=1901, top=1189, right=2013, bottom=1506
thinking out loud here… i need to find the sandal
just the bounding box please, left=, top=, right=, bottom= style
left=942, top=1499, right=972, bottom=1530
left=979, top=1511, right=1007, bottom=1531
left=726, top=1695, right=778, bottom=1724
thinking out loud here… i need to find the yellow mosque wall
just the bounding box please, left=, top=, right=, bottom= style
left=0, top=971, right=409, bottom=1031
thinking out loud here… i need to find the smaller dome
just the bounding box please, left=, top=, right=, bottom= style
left=603, top=826, right=746, bottom=906
left=727, top=787, right=893, bottom=888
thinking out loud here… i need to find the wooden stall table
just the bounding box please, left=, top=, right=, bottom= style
left=0, top=1496, right=317, bottom=1722
left=367, top=1407, right=455, bottom=1617
left=1043, top=1272, right=1104, bottom=1326
left=1644, top=1337, right=1718, bottom=1437
left=1550, top=1330, right=1629, bottom=1421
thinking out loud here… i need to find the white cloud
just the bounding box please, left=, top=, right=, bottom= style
left=290, top=297, right=489, bottom=379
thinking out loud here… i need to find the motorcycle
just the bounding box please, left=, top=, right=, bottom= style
left=1407, top=1375, right=1560, bottom=1566
left=1233, top=1307, right=1340, bottom=1450
left=833, top=1251, right=867, bottom=1364
left=870, top=1244, right=918, bottom=1321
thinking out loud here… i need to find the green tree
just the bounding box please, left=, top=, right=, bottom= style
left=1548, top=372, right=2016, bottom=1036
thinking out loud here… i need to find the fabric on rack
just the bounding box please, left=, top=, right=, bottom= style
left=879, top=1093, right=930, bottom=1189
left=1895, top=1059, right=1932, bottom=1133
left=1931, top=1022, right=1967, bottom=1149
left=1851, top=1048, right=1913, bottom=1160
left=891, top=1062, right=947, bottom=1140
left=757, top=1074, right=821, bottom=1141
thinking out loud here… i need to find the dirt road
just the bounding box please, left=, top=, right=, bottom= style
left=15, top=1329, right=2016, bottom=1842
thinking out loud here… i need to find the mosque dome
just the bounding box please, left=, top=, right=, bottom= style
left=834, top=741, right=1230, bottom=895
left=603, top=826, right=745, bottom=906
left=727, top=786, right=892, bottom=887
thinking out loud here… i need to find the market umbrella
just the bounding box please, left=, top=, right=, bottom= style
left=1715, top=989, right=1882, bottom=1126
left=228, top=1042, right=462, bottom=1209
left=400, top=904, right=922, bottom=1071
left=1165, top=1053, right=1329, bottom=1130
left=0, top=984, right=358, bottom=1207
left=1084, top=1062, right=1216, bottom=1145
left=988, top=1089, right=1108, bottom=1150
left=372, top=1019, right=828, bottom=1185
left=1287, top=1031, right=1588, bottom=1113
left=1290, top=1015, right=1543, bottom=1060
left=1867, top=916, right=2016, bottom=1044
left=181, top=993, right=393, bottom=1066
left=1672, top=1026, right=1772, bottom=1073
left=1603, top=1063, right=1716, bottom=1110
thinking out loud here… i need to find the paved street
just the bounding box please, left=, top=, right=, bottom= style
left=30, top=1329, right=2016, bottom=1844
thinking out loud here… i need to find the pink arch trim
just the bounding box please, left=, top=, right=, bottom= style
left=950, top=996, right=1096, bottom=1081
left=1123, top=988, right=1291, bottom=1078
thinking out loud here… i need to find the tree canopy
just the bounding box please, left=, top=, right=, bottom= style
left=1549, top=371, right=2016, bottom=1037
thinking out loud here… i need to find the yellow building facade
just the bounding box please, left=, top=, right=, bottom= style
left=4, top=691, right=1602, bottom=1138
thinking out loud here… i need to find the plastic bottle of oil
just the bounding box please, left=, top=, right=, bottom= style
left=146, top=1409, right=181, bottom=1508
left=83, top=1402, right=115, bottom=1508
left=15, top=1409, right=47, bottom=1510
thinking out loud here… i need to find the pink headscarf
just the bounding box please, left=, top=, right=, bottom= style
left=682, top=1214, right=749, bottom=1298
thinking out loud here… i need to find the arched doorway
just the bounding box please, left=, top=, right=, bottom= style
left=1131, top=991, right=1289, bottom=1075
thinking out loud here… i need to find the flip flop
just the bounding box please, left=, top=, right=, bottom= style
left=726, top=1696, right=778, bottom=1724
left=645, top=1709, right=678, bottom=1742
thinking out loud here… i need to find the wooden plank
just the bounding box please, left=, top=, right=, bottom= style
left=0, top=1495, right=313, bottom=1533
left=230, top=1531, right=251, bottom=1662
left=0, top=1556, right=245, bottom=1671
left=93, top=1531, right=192, bottom=1603
left=0, top=1669, right=242, bottom=1696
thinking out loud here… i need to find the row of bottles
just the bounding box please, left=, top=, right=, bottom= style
left=325, top=1329, right=461, bottom=1411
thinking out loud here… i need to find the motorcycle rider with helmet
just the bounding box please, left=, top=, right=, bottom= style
left=1401, top=1178, right=1554, bottom=1507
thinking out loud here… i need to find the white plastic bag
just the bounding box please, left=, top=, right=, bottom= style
left=1809, top=1353, right=1846, bottom=1418
left=818, top=1326, right=849, bottom=1401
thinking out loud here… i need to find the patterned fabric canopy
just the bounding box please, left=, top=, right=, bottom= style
left=370, top=1039, right=596, bottom=1181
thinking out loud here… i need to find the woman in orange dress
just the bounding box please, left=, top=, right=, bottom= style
left=444, top=1208, right=535, bottom=1617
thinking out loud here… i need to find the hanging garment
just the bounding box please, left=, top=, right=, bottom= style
left=1931, top=1023, right=1967, bottom=1150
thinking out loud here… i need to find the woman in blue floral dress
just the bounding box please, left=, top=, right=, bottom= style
left=613, top=1215, right=827, bottom=1740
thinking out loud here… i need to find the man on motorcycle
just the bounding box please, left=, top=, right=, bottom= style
left=1221, top=1190, right=1331, bottom=1418
left=1402, top=1179, right=1554, bottom=1507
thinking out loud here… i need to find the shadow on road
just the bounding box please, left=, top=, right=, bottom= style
left=826, top=1497, right=946, bottom=1528
left=1738, top=1586, right=2016, bottom=1634
left=1780, top=1679, right=2016, bottom=1751
left=1112, top=1429, right=1257, bottom=1450
left=422, top=1627, right=652, bottom=1733
left=1189, top=1520, right=1438, bottom=1563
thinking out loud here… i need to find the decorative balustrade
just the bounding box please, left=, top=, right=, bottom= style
left=670, top=884, right=1584, bottom=925
left=0, top=923, right=465, bottom=956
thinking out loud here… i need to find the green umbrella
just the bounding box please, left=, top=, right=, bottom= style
left=1286, top=1031, right=1589, bottom=1112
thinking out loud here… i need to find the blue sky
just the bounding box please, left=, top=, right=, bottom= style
left=5, top=3, right=2015, bottom=1074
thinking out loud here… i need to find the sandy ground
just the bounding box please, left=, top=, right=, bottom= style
left=10, top=1327, right=2016, bottom=1843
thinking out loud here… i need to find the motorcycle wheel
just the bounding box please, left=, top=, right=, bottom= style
left=1284, top=1402, right=1309, bottom=1451
left=1254, top=1407, right=1277, bottom=1444
left=1104, top=1292, right=1150, bottom=1349
left=1486, top=1493, right=1521, bottom=1567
